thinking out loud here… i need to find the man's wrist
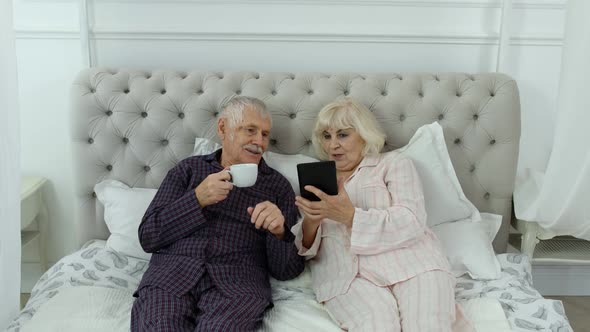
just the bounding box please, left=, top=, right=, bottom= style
left=277, top=227, right=294, bottom=242
left=275, top=231, right=284, bottom=241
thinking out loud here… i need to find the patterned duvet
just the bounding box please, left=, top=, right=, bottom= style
left=6, top=241, right=573, bottom=332
left=455, top=255, right=572, bottom=332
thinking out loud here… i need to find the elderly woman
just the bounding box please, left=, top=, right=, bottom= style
left=292, top=98, right=473, bottom=332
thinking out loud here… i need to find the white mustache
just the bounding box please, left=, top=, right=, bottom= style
left=243, top=144, right=263, bottom=154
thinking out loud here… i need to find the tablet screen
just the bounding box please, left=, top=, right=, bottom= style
left=296, top=161, right=338, bottom=201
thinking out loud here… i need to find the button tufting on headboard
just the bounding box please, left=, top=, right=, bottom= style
left=71, top=69, right=521, bottom=253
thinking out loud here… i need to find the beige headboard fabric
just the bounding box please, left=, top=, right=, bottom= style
left=71, top=69, right=520, bottom=252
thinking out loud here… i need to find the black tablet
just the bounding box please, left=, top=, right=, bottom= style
left=296, top=161, right=338, bottom=201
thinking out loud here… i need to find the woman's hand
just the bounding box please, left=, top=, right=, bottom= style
left=295, top=180, right=355, bottom=228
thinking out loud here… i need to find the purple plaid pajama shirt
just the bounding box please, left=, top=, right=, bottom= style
left=131, top=150, right=305, bottom=331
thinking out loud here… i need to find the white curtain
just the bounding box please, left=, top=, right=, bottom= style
left=514, top=0, right=590, bottom=240
left=0, top=0, right=22, bottom=329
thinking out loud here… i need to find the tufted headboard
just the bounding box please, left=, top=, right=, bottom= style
left=71, top=68, right=520, bottom=253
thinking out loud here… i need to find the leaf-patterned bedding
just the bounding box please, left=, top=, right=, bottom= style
left=6, top=242, right=573, bottom=332
left=6, top=240, right=146, bottom=332
left=455, top=254, right=573, bottom=332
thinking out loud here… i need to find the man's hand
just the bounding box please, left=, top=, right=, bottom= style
left=194, top=168, right=233, bottom=207
left=295, top=179, right=355, bottom=228
left=247, top=201, right=285, bottom=240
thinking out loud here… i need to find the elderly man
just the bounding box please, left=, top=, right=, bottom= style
left=131, top=96, right=305, bottom=331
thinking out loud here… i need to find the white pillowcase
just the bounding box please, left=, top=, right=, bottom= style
left=396, top=122, right=481, bottom=227
left=432, top=213, right=502, bottom=280
left=192, top=138, right=318, bottom=195
left=94, top=179, right=156, bottom=261
left=262, top=151, right=319, bottom=196
left=193, top=137, right=222, bottom=156
left=393, top=123, right=497, bottom=279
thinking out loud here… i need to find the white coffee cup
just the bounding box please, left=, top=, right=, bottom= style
left=228, top=163, right=258, bottom=187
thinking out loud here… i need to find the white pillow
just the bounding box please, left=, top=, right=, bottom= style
left=432, top=213, right=502, bottom=280
left=94, top=179, right=156, bottom=260
left=396, top=122, right=481, bottom=227
left=192, top=138, right=318, bottom=195
left=263, top=151, right=319, bottom=196
left=193, top=137, right=221, bottom=156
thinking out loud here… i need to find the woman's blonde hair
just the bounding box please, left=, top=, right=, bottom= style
left=312, top=97, right=386, bottom=160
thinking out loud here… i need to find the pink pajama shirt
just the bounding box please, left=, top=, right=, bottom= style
left=292, top=151, right=474, bottom=332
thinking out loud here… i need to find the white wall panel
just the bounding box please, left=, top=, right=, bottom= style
left=91, top=5, right=499, bottom=34
left=94, top=40, right=498, bottom=72
left=13, top=1, right=79, bottom=31
left=511, top=8, right=566, bottom=37
left=14, top=0, right=567, bottom=262
left=16, top=38, right=85, bottom=262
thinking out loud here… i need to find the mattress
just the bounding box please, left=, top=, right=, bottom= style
left=6, top=241, right=572, bottom=332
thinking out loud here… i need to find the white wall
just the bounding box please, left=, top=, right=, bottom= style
left=1, top=0, right=22, bottom=327
left=13, top=0, right=566, bottom=263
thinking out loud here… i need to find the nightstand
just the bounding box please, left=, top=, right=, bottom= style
left=21, top=176, right=49, bottom=271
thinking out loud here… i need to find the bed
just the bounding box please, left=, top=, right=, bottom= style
left=7, top=69, right=574, bottom=332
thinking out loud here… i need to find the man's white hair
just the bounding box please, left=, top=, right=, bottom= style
left=221, top=96, right=271, bottom=129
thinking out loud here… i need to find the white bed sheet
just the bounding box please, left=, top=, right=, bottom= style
left=17, top=284, right=511, bottom=332
left=5, top=241, right=570, bottom=332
